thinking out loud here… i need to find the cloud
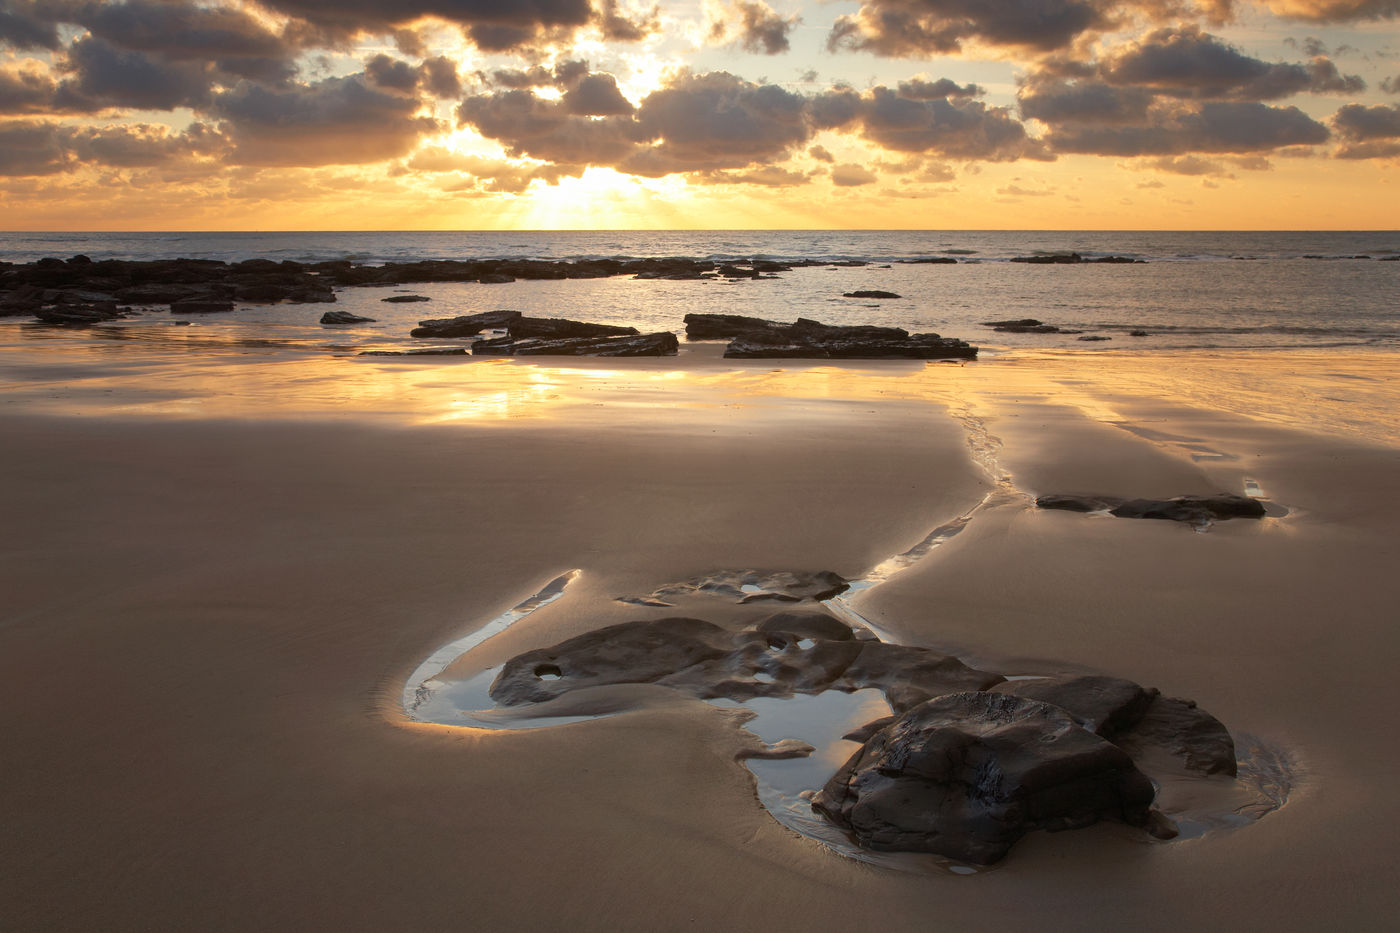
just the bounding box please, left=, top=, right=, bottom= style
left=827, top=0, right=1116, bottom=56
left=1261, top=1, right=1400, bottom=22
left=0, top=62, right=61, bottom=115
left=698, top=165, right=813, bottom=185
left=808, top=144, right=834, bottom=162
left=54, top=36, right=216, bottom=112
left=1047, top=101, right=1330, bottom=155
left=819, top=85, right=1050, bottom=161
left=213, top=74, right=442, bottom=166
left=562, top=72, right=635, bottom=115
left=1331, top=102, right=1400, bottom=157
left=708, top=1, right=800, bottom=55
left=1020, top=81, right=1154, bottom=124
left=0, top=1, right=60, bottom=50
left=896, top=76, right=985, bottom=99
left=831, top=162, right=878, bottom=185
left=1382, top=75, right=1400, bottom=95
left=401, top=146, right=580, bottom=192
left=595, top=0, right=661, bottom=41
left=0, top=118, right=218, bottom=175
left=1100, top=26, right=1364, bottom=100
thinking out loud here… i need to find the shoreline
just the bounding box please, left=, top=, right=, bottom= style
left=2, top=343, right=1399, bottom=929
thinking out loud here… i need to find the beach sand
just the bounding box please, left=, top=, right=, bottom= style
left=2, top=344, right=1398, bottom=930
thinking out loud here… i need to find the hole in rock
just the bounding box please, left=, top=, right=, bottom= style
left=534, top=664, right=563, bottom=680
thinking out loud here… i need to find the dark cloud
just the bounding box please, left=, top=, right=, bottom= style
left=896, top=76, right=984, bottom=99
left=254, top=0, right=596, bottom=35
left=1102, top=26, right=1364, bottom=100
left=0, top=118, right=217, bottom=175
left=595, top=0, right=660, bottom=41
left=822, top=85, right=1049, bottom=161
left=366, top=54, right=420, bottom=93
left=808, top=144, right=835, bottom=162
left=1379, top=75, right=1400, bottom=94
left=457, top=87, right=642, bottom=166
left=562, top=73, right=634, bottom=116
left=419, top=56, right=462, bottom=98
left=710, top=2, right=799, bottom=55
left=0, top=1, right=60, bottom=50
left=213, top=74, right=442, bottom=166
left=1332, top=102, right=1400, bottom=140
left=827, top=0, right=1114, bottom=56
left=55, top=36, right=215, bottom=111
left=1047, top=101, right=1329, bottom=155
left=1020, top=81, right=1154, bottom=124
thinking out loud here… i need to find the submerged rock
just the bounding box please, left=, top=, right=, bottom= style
left=320, top=310, right=377, bottom=324
left=381, top=295, right=431, bottom=303
left=843, top=290, right=902, bottom=299
left=811, top=692, right=1160, bottom=864
left=981, top=318, right=1062, bottom=334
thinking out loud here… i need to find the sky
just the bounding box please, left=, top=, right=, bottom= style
left=1, top=0, right=1398, bottom=230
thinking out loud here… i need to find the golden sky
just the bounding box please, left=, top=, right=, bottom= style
left=1, top=1, right=1398, bottom=229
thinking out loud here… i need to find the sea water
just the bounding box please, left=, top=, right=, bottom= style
left=1, top=230, right=1396, bottom=353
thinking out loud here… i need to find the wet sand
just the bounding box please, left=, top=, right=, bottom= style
left=2, top=343, right=1398, bottom=930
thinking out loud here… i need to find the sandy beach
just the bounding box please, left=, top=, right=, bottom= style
left=3, top=343, right=1398, bottom=931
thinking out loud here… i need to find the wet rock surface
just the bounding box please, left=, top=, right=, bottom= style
left=1037, top=493, right=1267, bottom=525
left=843, top=290, right=902, bottom=299
left=487, top=609, right=1241, bottom=863
left=320, top=310, right=377, bottom=324
left=981, top=318, right=1063, bottom=333
left=811, top=692, right=1161, bottom=864
left=505, top=317, right=640, bottom=339
left=618, top=569, right=850, bottom=606
left=410, top=310, right=522, bottom=338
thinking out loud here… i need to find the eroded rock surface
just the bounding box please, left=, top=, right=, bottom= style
left=410, top=310, right=522, bottom=338
left=471, top=332, right=678, bottom=357
left=618, top=569, right=850, bottom=606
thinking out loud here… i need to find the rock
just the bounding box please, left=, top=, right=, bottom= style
left=842, top=290, right=901, bottom=299
left=320, top=311, right=377, bottom=324
left=471, top=332, right=678, bottom=357
left=980, top=318, right=1062, bottom=334
left=1036, top=493, right=1266, bottom=525
left=832, top=642, right=1005, bottom=713
left=812, top=692, right=1159, bottom=864
left=1129, top=330, right=1150, bottom=337
left=1011, top=253, right=1083, bottom=264
left=990, top=675, right=1159, bottom=736
left=507, top=317, right=640, bottom=339
left=116, top=284, right=214, bottom=304
left=381, top=295, right=431, bottom=303
left=34, top=303, right=128, bottom=326
left=410, top=310, right=522, bottom=338
left=1078, top=335, right=1111, bottom=341
left=170, top=299, right=235, bottom=314
left=478, top=273, right=516, bottom=284
left=724, top=320, right=977, bottom=360
left=1114, top=696, right=1238, bottom=776
left=233, top=283, right=292, bottom=303
left=627, top=570, right=850, bottom=606
left=284, top=286, right=336, bottom=303
left=899, top=257, right=959, bottom=264
left=683, top=313, right=786, bottom=340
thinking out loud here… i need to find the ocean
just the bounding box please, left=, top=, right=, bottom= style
left=1, top=230, right=1396, bottom=353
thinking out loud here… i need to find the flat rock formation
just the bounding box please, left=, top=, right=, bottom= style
left=1037, top=493, right=1267, bottom=525
left=981, top=318, right=1063, bottom=333
left=471, top=332, right=679, bottom=357
left=34, top=303, right=132, bottom=326
left=487, top=610, right=1240, bottom=863
left=506, top=317, right=640, bottom=339
left=682, top=314, right=977, bottom=359
left=410, top=310, right=522, bottom=338
left=1010, top=254, right=1145, bottom=264
left=380, top=295, right=431, bottom=303
left=843, top=290, right=902, bottom=299
left=359, top=348, right=468, bottom=356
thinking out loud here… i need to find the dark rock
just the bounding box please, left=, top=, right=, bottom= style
left=410, top=310, right=522, bottom=338
left=1114, top=696, right=1237, bottom=776
left=1086, top=256, right=1146, bottom=264
left=1036, top=493, right=1266, bottom=525
left=842, top=290, right=902, bottom=299
left=478, top=273, right=516, bottom=284
left=116, top=284, right=214, bottom=304
left=507, top=317, right=640, bottom=339
left=284, top=286, right=335, bottom=303
left=627, top=570, right=850, bottom=606
left=811, top=692, right=1159, bottom=864
left=1129, top=330, right=1150, bottom=337
left=990, top=675, right=1159, bottom=737
left=233, top=283, right=292, bottom=303
left=899, top=257, right=959, bottom=264
left=832, top=642, right=1005, bottom=713
left=1078, top=335, right=1111, bottom=341
left=683, top=313, right=786, bottom=340
left=381, top=295, right=431, bottom=303
left=472, top=332, right=679, bottom=357
left=981, top=318, right=1062, bottom=334
left=1011, top=253, right=1083, bottom=264
left=320, top=311, right=377, bottom=325
left=724, top=320, right=977, bottom=360
left=170, top=298, right=235, bottom=314
left=34, top=303, right=128, bottom=326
